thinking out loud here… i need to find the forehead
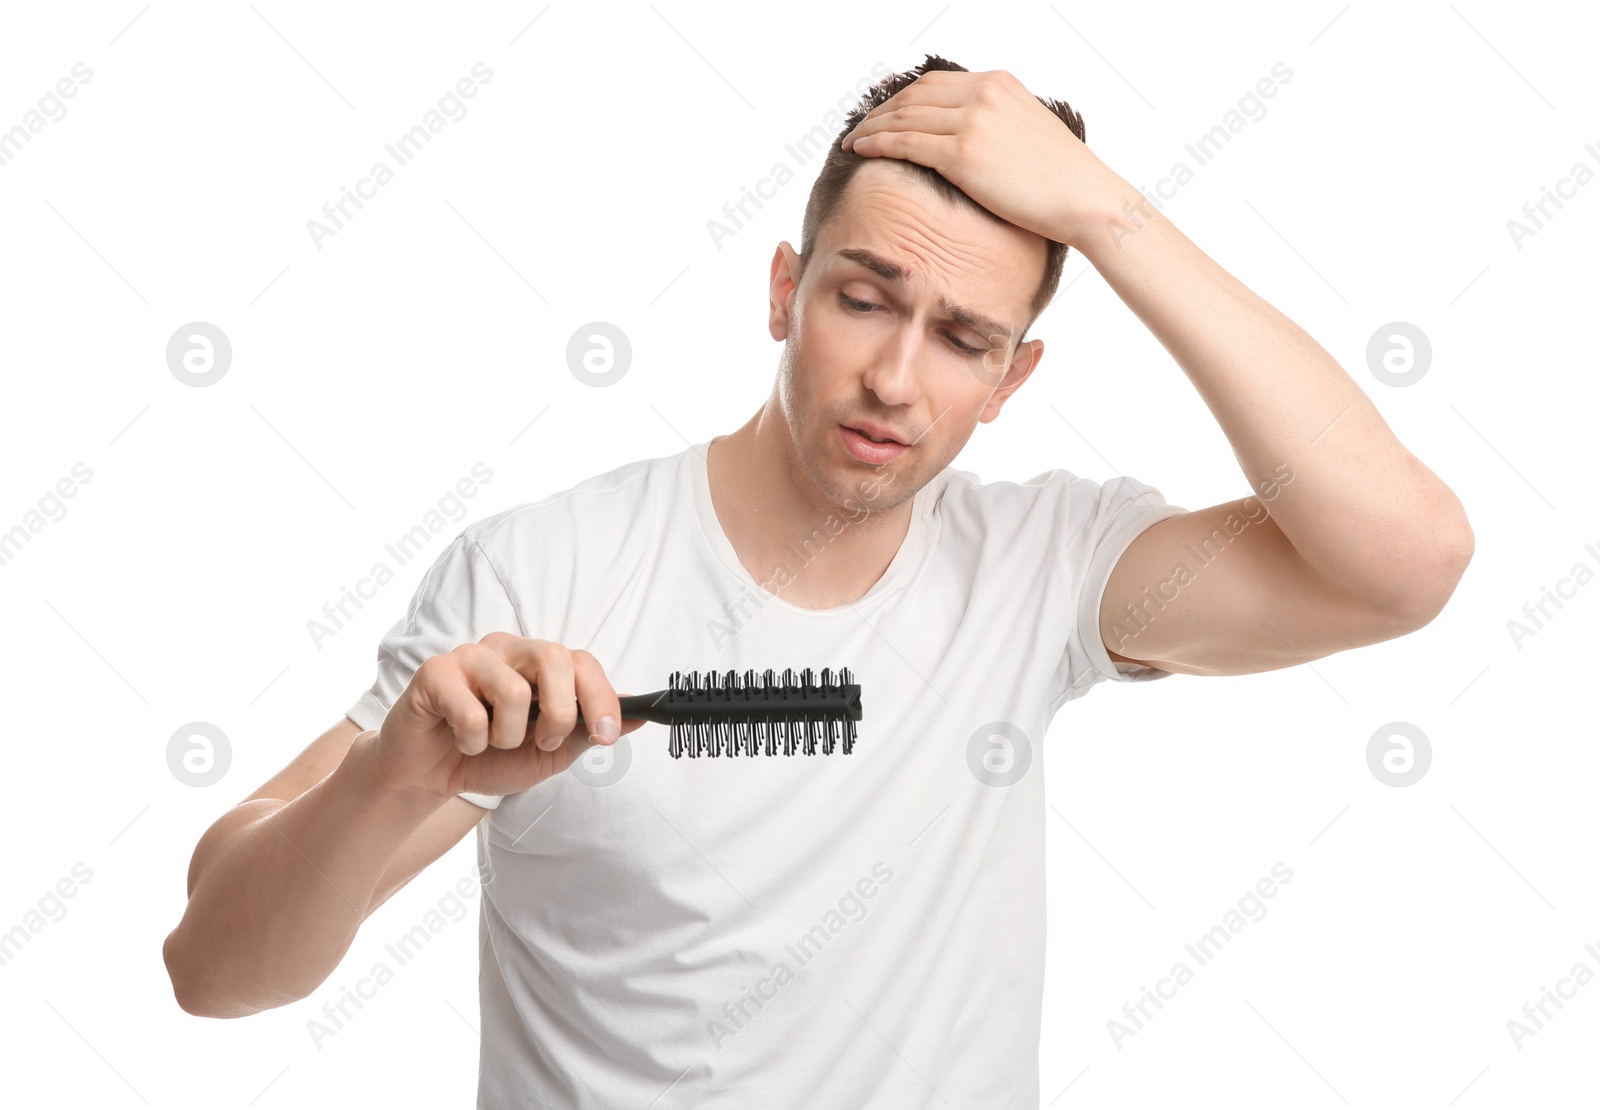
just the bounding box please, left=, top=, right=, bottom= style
left=816, top=159, right=1045, bottom=321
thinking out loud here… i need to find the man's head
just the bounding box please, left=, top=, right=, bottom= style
left=800, top=55, right=1086, bottom=343
left=764, top=55, right=1088, bottom=517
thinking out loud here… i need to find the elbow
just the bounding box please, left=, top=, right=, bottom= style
left=1382, top=511, right=1475, bottom=631
left=164, top=926, right=229, bottom=1018
left=163, top=925, right=277, bottom=1020
left=164, top=927, right=214, bottom=1017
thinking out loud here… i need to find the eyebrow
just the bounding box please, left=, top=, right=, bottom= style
left=832, top=246, right=1019, bottom=347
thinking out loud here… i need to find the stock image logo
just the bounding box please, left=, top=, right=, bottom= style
left=569, top=734, right=632, bottom=788
left=966, top=720, right=1031, bottom=788
left=166, top=322, right=232, bottom=387
left=566, top=321, right=632, bottom=387
left=1365, top=721, right=1430, bottom=787
left=166, top=721, right=231, bottom=787
left=1365, top=321, right=1431, bottom=388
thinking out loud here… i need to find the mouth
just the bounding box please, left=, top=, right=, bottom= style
left=839, top=424, right=911, bottom=463
left=844, top=423, right=907, bottom=445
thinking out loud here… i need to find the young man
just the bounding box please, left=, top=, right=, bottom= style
left=163, top=55, right=1472, bottom=1108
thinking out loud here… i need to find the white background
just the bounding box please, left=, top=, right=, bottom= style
left=0, top=1, right=1594, bottom=1106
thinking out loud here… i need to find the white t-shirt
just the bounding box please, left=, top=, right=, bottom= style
left=347, top=439, right=1185, bottom=1109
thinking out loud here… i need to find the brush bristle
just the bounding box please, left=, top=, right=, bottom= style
left=665, top=666, right=858, bottom=758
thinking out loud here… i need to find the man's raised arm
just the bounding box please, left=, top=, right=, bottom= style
left=841, top=67, right=1473, bottom=676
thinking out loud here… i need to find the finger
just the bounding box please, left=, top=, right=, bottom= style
left=419, top=653, right=494, bottom=757
left=441, top=642, right=537, bottom=754
left=858, top=71, right=971, bottom=117
left=846, top=127, right=947, bottom=168
left=444, top=642, right=524, bottom=758
left=569, top=649, right=623, bottom=746
left=479, top=635, right=575, bottom=751
left=506, top=639, right=577, bottom=752
left=466, top=640, right=534, bottom=751
left=845, top=104, right=962, bottom=151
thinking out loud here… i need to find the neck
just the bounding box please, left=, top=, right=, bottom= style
left=706, top=407, right=914, bottom=610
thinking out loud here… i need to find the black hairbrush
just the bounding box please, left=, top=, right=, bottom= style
left=506, top=667, right=863, bottom=758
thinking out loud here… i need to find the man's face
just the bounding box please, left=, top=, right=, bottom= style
left=768, top=158, right=1047, bottom=516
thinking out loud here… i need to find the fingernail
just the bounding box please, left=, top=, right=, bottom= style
left=596, top=715, right=620, bottom=743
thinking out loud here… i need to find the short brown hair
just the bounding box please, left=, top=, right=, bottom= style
left=798, top=54, right=1086, bottom=345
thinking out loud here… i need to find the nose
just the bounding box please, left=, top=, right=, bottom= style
left=860, top=327, right=923, bottom=410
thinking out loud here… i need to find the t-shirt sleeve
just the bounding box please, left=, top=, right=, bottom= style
left=1047, top=472, right=1188, bottom=714
left=345, top=531, right=524, bottom=810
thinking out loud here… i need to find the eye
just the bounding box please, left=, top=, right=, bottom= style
left=838, top=292, right=986, bottom=356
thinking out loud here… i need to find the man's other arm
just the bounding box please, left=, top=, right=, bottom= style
left=161, top=716, right=489, bottom=1018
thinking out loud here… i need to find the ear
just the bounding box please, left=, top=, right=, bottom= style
left=977, top=339, right=1045, bottom=424
left=769, top=242, right=803, bottom=340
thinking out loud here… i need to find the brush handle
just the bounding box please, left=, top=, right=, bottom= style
left=503, top=685, right=863, bottom=729
left=483, top=691, right=669, bottom=732
left=544, top=692, right=671, bottom=729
